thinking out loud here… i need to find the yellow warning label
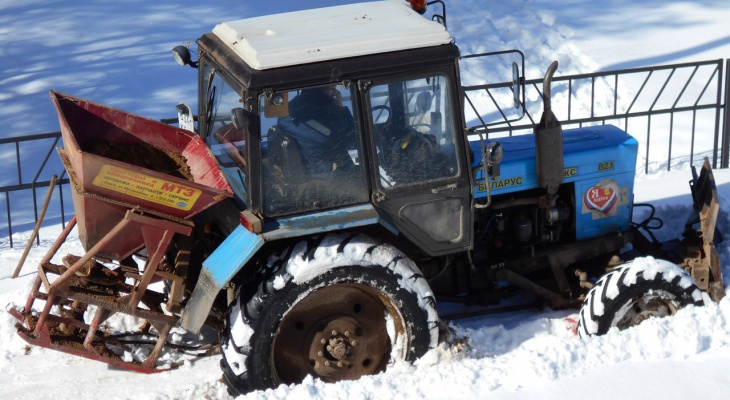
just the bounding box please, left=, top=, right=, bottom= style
left=93, top=165, right=201, bottom=211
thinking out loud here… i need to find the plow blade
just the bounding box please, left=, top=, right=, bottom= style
left=631, top=157, right=724, bottom=302
left=684, top=158, right=724, bottom=301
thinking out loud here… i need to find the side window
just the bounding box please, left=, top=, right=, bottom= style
left=369, top=75, right=459, bottom=188
left=259, top=84, right=368, bottom=216
left=202, top=66, right=244, bottom=137
left=201, top=64, right=248, bottom=203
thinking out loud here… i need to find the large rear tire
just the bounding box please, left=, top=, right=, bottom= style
left=220, top=233, right=439, bottom=395
left=578, top=257, right=704, bottom=337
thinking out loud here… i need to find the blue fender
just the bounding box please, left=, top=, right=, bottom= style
left=180, top=225, right=264, bottom=333
left=179, top=204, right=394, bottom=333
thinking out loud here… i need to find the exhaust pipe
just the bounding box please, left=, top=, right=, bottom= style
left=535, top=60, right=563, bottom=202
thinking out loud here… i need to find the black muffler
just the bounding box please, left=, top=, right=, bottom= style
left=535, top=60, right=563, bottom=204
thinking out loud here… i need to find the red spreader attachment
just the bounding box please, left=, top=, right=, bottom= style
left=12, top=92, right=232, bottom=373
left=51, top=90, right=232, bottom=260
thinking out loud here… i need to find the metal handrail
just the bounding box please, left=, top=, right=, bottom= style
left=463, top=58, right=727, bottom=173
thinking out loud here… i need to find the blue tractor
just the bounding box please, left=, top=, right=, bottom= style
left=171, top=2, right=722, bottom=394
left=14, top=0, right=723, bottom=396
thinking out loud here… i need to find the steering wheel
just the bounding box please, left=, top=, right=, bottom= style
left=371, top=105, right=391, bottom=125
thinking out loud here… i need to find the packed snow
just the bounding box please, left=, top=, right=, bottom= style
left=1, top=0, right=730, bottom=399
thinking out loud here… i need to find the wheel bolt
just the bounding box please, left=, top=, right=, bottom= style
left=324, top=361, right=330, bottom=367
left=344, top=331, right=350, bottom=337
left=318, top=351, right=324, bottom=357
left=321, top=338, right=327, bottom=344
left=332, top=330, right=338, bottom=336
left=351, top=340, right=358, bottom=347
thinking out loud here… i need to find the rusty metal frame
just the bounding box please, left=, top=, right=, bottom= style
left=11, top=208, right=193, bottom=373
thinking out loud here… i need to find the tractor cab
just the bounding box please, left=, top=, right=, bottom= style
left=174, top=1, right=507, bottom=255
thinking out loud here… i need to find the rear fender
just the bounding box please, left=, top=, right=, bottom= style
left=179, top=204, right=390, bottom=333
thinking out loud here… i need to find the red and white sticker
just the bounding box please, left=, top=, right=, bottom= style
left=581, top=179, right=626, bottom=218
left=584, top=185, right=617, bottom=214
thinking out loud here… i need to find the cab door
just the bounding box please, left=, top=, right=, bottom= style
left=362, top=71, right=472, bottom=256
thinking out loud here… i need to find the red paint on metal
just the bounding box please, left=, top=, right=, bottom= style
left=13, top=91, right=231, bottom=374
left=50, top=90, right=232, bottom=258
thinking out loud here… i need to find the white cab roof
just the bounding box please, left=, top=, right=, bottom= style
left=212, top=1, right=453, bottom=70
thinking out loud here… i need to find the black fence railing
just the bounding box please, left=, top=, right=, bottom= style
left=1, top=59, right=728, bottom=246
left=464, top=58, right=728, bottom=173
left=0, top=132, right=72, bottom=248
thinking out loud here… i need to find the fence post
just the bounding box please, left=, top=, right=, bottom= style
left=722, top=59, right=730, bottom=168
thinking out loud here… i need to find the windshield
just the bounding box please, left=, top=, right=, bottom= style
left=259, top=83, right=369, bottom=216
left=201, top=61, right=248, bottom=205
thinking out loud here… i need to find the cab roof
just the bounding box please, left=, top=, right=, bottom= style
left=212, top=1, right=453, bottom=70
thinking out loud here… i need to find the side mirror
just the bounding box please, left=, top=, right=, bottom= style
left=511, top=62, right=521, bottom=109
left=176, top=103, right=195, bottom=132
left=460, top=50, right=525, bottom=128
left=486, top=141, right=503, bottom=164
left=172, top=45, right=198, bottom=68
left=231, top=108, right=250, bottom=131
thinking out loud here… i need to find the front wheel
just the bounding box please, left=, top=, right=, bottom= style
left=221, top=233, right=439, bottom=395
left=578, top=257, right=704, bottom=337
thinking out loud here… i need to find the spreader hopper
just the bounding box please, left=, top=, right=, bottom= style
left=51, top=91, right=233, bottom=260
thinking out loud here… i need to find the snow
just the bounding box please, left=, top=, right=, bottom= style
left=2, top=0, right=730, bottom=399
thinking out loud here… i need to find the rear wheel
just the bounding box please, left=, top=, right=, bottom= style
left=578, top=257, right=703, bottom=337
left=221, top=233, right=439, bottom=395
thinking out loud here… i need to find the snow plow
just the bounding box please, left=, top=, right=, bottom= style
left=10, top=0, right=725, bottom=395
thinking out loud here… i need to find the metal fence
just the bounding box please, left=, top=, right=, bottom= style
left=1, top=58, right=728, bottom=246
left=0, top=132, right=72, bottom=248
left=463, top=58, right=729, bottom=173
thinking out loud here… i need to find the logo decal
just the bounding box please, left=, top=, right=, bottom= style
left=477, top=176, right=524, bottom=192
left=581, top=179, right=627, bottom=219
left=584, top=185, right=617, bottom=214
left=93, top=164, right=201, bottom=211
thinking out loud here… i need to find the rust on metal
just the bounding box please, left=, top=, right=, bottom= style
left=13, top=175, right=58, bottom=278
left=680, top=158, right=725, bottom=302
left=273, top=284, right=399, bottom=385
left=13, top=93, right=234, bottom=372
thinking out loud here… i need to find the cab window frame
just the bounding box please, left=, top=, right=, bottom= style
left=197, top=54, right=252, bottom=207
left=363, top=68, right=464, bottom=192
left=255, top=82, right=370, bottom=217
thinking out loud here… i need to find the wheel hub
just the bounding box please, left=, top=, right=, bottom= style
left=310, top=325, right=361, bottom=372
left=616, top=294, right=677, bottom=330
left=326, top=332, right=352, bottom=360
left=272, top=284, right=397, bottom=384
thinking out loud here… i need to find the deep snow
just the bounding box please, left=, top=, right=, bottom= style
left=1, top=1, right=730, bottom=399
